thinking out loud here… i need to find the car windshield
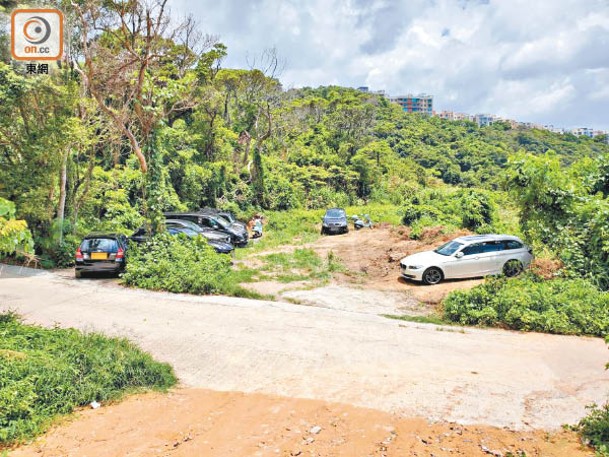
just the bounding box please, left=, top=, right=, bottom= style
left=220, top=212, right=235, bottom=223
left=325, top=209, right=345, bottom=218
left=434, top=240, right=463, bottom=256
left=208, top=216, right=230, bottom=230
left=166, top=220, right=201, bottom=232
left=169, top=227, right=198, bottom=236
left=81, top=238, right=118, bottom=252
left=213, top=216, right=230, bottom=229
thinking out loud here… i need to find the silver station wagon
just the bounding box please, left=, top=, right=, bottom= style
left=400, top=234, right=534, bottom=285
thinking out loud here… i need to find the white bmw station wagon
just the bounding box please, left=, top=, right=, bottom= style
left=400, top=234, right=533, bottom=285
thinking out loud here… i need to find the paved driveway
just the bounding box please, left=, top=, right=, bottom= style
left=1, top=263, right=608, bottom=430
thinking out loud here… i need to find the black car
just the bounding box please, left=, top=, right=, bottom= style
left=165, top=219, right=232, bottom=245
left=321, top=208, right=349, bottom=235
left=166, top=227, right=234, bottom=254
left=130, top=223, right=234, bottom=255
left=164, top=211, right=249, bottom=247
left=75, top=233, right=128, bottom=278
left=198, top=207, right=247, bottom=231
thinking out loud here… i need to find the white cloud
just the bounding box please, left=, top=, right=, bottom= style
left=172, top=0, right=609, bottom=130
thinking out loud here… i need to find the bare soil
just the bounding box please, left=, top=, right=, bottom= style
left=9, top=389, right=592, bottom=457
left=241, top=225, right=483, bottom=313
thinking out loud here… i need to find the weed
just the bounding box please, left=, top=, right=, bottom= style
left=0, top=312, right=175, bottom=447
left=384, top=314, right=451, bottom=326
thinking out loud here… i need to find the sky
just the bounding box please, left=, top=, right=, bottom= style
left=172, top=0, right=609, bottom=131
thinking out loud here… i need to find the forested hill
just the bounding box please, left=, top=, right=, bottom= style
left=0, top=0, right=608, bottom=268
left=1, top=65, right=607, bottom=220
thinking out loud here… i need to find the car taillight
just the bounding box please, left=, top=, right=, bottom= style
left=76, top=247, right=83, bottom=260
left=116, top=247, right=124, bottom=261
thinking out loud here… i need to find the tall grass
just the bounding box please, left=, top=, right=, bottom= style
left=0, top=312, right=176, bottom=446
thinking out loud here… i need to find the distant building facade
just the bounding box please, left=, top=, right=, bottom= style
left=357, top=86, right=386, bottom=97
left=437, top=111, right=473, bottom=122
left=389, top=94, right=433, bottom=116
left=473, top=113, right=496, bottom=127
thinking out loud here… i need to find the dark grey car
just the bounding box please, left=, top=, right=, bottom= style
left=75, top=233, right=128, bottom=278
left=164, top=211, right=249, bottom=247
left=321, top=208, right=349, bottom=235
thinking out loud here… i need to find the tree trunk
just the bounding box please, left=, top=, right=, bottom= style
left=57, top=149, right=68, bottom=245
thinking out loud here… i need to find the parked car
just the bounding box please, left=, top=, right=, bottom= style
left=130, top=221, right=234, bottom=254
left=166, top=226, right=234, bottom=254
left=75, top=233, right=128, bottom=278
left=321, top=208, right=349, bottom=235
left=399, top=234, right=533, bottom=285
left=198, top=207, right=247, bottom=231
left=164, top=211, right=249, bottom=247
left=165, top=219, right=232, bottom=245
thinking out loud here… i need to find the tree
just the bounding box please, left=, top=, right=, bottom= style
left=70, top=0, right=219, bottom=173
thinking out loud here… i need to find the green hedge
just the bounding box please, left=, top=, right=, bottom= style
left=0, top=312, right=175, bottom=445
left=443, top=274, right=609, bottom=336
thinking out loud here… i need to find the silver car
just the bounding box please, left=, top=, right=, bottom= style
left=400, top=234, right=533, bottom=285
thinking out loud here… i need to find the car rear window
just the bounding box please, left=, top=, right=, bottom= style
left=81, top=238, right=118, bottom=252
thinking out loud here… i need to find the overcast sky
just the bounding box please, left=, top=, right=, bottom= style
left=172, top=0, right=609, bottom=130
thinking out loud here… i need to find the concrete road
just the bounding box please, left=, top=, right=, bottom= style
left=1, top=263, right=608, bottom=430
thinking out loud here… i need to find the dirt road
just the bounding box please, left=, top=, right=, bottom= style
left=8, top=389, right=593, bottom=457
left=1, top=263, right=608, bottom=433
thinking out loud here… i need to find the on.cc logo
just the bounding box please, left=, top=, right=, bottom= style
left=22, top=16, right=52, bottom=45
left=11, top=9, right=63, bottom=61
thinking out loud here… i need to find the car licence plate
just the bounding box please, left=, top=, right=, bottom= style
left=91, top=252, right=108, bottom=260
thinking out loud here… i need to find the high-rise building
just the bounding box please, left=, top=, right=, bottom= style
left=389, top=94, right=433, bottom=115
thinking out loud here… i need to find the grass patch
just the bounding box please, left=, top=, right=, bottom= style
left=0, top=311, right=176, bottom=447
left=228, top=265, right=268, bottom=284
left=384, top=314, right=451, bottom=326
left=259, top=248, right=346, bottom=283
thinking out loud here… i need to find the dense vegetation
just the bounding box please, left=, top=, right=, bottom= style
left=123, top=233, right=243, bottom=295
left=0, top=312, right=176, bottom=446
left=443, top=274, right=609, bottom=336
left=1, top=0, right=608, bottom=271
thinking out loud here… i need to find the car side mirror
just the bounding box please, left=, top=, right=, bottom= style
left=455, top=252, right=464, bottom=259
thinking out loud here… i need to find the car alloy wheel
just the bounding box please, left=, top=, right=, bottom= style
left=422, top=267, right=443, bottom=285
left=503, top=259, right=523, bottom=277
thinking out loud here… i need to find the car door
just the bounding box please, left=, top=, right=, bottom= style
left=452, top=243, right=484, bottom=277
left=478, top=241, right=504, bottom=274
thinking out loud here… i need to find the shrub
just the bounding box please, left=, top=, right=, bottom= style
left=399, top=187, right=498, bottom=236
left=577, top=403, right=609, bottom=456
left=0, top=312, right=175, bottom=445
left=0, top=197, right=34, bottom=257
left=443, top=274, right=609, bottom=336
left=122, top=233, right=232, bottom=295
